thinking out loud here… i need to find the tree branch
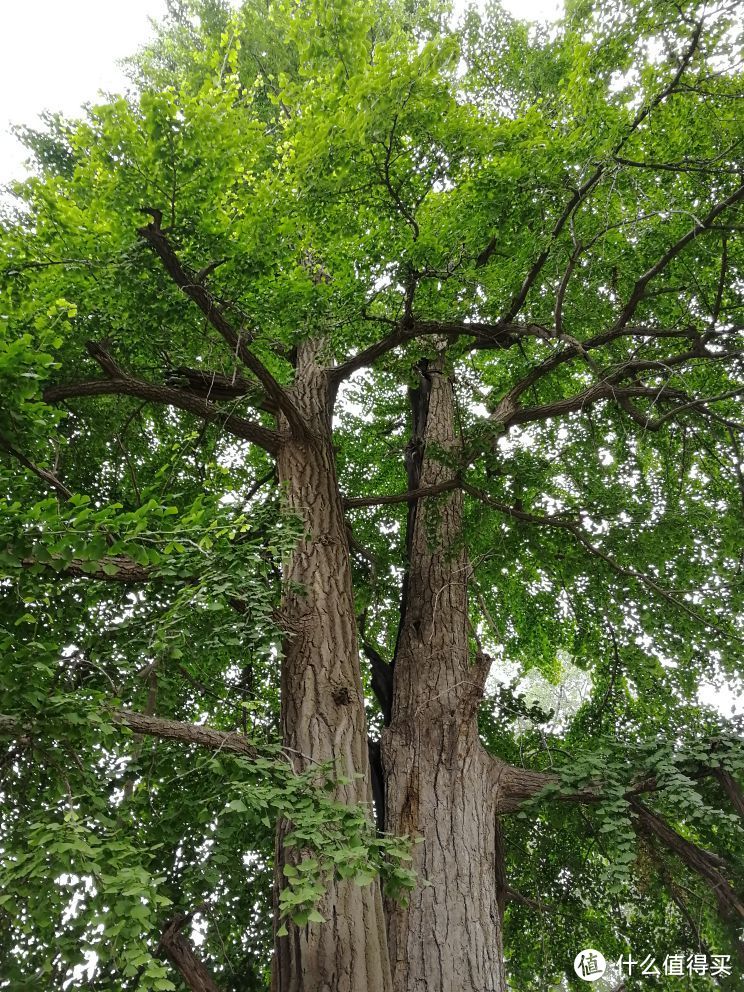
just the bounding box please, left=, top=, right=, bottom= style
left=0, top=709, right=260, bottom=760
left=494, top=324, right=736, bottom=409
left=505, top=887, right=557, bottom=914
left=19, top=554, right=151, bottom=584
left=158, top=911, right=223, bottom=992
left=609, top=182, right=744, bottom=335
left=461, top=480, right=739, bottom=642
left=642, top=836, right=713, bottom=954
left=476, top=20, right=705, bottom=317
left=44, top=342, right=280, bottom=454
left=630, top=799, right=744, bottom=922
left=716, top=768, right=744, bottom=822
left=165, top=365, right=278, bottom=413
left=0, top=431, right=72, bottom=499
left=330, top=319, right=530, bottom=385
left=491, top=350, right=744, bottom=432
left=344, top=480, right=459, bottom=508
left=136, top=209, right=306, bottom=437
left=490, top=381, right=691, bottom=429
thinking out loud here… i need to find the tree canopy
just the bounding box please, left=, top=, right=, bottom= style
left=1, top=0, right=743, bottom=989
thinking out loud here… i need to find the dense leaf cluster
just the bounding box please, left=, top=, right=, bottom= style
left=1, top=0, right=742, bottom=987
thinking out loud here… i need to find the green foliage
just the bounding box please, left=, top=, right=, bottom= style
left=1, top=0, right=743, bottom=986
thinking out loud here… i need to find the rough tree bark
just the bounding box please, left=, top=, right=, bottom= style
left=273, top=339, right=392, bottom=992
left=382, top=356, right=505, bottom=992
left=159, top=914, right=222, bottom=992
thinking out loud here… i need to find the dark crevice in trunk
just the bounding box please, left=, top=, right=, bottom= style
left=368, top=736, right=386, bottom=832
left=393, top=358, right=435, bottom=665
left=495, top=816, right=507, bottom=924
left=363, top=638, right=394, bottom=726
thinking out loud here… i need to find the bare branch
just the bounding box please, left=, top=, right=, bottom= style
left=330, top=319, right=530, bottom=385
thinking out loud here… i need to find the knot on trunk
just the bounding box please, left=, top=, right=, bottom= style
left=332, top=685, right=354, bottom=706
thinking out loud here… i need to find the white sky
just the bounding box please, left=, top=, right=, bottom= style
left=0, top=0, right=562, bottom=185
left=0, top=1, right=166, bottom=183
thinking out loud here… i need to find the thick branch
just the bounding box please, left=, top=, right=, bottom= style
left=44, top=349, right=280, bottom=455
left=630, top=799, right=744, bottom=921
left=344, top=480, right=459, bottom=508
left=158, top=912, right=222, bottom=992
left=0, top=709, right=260, bottom=760
left=166, top=365, right=278, bottom=413
left=330, top=319, right=529, bottom=384
left=495, top=758, right=682, bottom=814
left=137, top=209, right=306, bottom=437
left=19, top=554, right=151, bottom=584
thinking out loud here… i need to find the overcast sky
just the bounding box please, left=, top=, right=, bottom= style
left=0, top=0, right=563, bottom=185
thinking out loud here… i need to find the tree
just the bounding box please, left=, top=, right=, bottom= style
left=1, top=0, right=743, bottom=989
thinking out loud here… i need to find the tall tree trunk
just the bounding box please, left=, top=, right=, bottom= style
left=383, top=358, right=505, bottom=992
left=273, top=341, right=391, bottom=992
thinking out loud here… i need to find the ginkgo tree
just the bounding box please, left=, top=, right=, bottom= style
left=1, top=0, right=743, bottom=989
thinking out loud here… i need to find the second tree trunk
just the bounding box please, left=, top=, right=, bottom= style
left=383, top=359, right=505, bottom=992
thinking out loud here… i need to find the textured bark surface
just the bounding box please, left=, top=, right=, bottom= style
left=273, top=341, right=391, bottom=992
left=383, top=360, right=505, bottom=992
left=159, top=916, right=222, bottom=992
